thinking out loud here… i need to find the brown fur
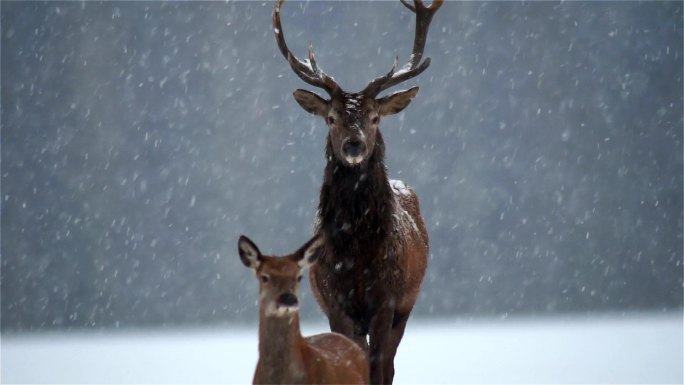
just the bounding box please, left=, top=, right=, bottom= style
left=272, top=1, right=441, bottom=381
left=239, top=235, right=370, bottom=384
left=310, top=128, right=429, bottom=384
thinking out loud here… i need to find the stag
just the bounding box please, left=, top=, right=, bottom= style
left=239, top=234, right=369, bottom=384
left=273, top=1, right=442, bottom=383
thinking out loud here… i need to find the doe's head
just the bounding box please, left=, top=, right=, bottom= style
left=238, top=235, right=324, bottom=317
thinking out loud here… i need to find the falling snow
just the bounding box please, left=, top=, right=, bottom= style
left=1, top=0, right=681, bottom=350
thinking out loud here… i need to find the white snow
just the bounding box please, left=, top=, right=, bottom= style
left=390, top=179, right=412, bottom=196
left=345, top=97, right=360, bottom=115
left=1, top=313, right=681, bottom=384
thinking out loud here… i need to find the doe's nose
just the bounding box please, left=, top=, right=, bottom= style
left=342, top=139, right=366, bottom=158
left=278, top=292, right=298, bottom=307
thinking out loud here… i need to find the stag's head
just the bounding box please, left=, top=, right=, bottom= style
left=273, top=0, right=443, bottom=167
left=239, top=235, right=324, bottom=317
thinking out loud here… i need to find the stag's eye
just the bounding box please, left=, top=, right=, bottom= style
left=371, top=116, right=380, bottom=125
left=260, top=275, right=269, bottom=283
left=327, top=116, right=336, bottom=125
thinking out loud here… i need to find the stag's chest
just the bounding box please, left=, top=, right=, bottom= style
left=317, top=242, right=405, bottom=313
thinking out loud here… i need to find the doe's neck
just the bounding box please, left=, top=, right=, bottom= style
left=256, top=311, right=305, bottom=383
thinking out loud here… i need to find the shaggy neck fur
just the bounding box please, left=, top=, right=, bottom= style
left=318, top=131, right=394, bottom=260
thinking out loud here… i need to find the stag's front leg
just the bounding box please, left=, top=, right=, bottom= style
left=328, top=307, right=369, bottom=351
left=383, top=311, right=410, bottom=384
left=369, top=303, right=395, bottom=384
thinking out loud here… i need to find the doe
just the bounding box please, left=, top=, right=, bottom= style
left=239, top=235, right=370, bottom=384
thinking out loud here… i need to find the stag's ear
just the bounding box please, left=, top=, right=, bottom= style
left=378, top=86, right=419, bottom=116
left=293, top=89, right=329, bottom=117
left=238, top=235, right=262, bottom=269
left=293, top=235, right=325, bottom=269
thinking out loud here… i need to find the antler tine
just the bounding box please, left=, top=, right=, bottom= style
left=363, top=0, right=443, bottom=97
left=273, top=0, right=339, bottom=96
left=308, top=42, right=321, bottom=75
left=362, top=55, right=400, bottom=98
left=399, top=0, right=416, bottom=13
left=404, top=0, right=443, bottom=68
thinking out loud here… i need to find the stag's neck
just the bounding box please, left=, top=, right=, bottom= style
left=318, top=132, right=393, bottom=253
left=256, top=311, right=306, bottom=384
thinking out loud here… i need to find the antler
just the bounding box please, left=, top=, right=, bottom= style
left=362, top=0, right=444, bottom=97
left=273, top=0, right=340, bottom=96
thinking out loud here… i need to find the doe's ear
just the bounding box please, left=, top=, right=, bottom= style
left=293, top=234, right=325, bottom=269
left=293, top=89, right=329, bottom=117
left=238, top=235, right=261, bottom=269
left=378, top=86, right=419, bottom=116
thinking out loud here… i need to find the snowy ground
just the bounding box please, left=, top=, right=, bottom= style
left=2, top=313, right=682, bottom=384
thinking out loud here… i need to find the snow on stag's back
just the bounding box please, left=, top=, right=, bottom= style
left=390, top=179, right=413, bottom=197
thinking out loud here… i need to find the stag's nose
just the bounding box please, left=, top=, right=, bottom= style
left=342, top=139, right=366, bottom=159
left=278, top=293, right=299, bottom=307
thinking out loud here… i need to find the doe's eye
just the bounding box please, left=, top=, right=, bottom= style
left=297, top=275, right=303, bottom=282
left=371, top=116, right=380, bottom=125
left=327, top=116, right=335, bottom=125
left=260, top=275, right=269, bottom=283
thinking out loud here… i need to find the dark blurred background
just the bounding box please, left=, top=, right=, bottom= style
left=2, top=1, right=682, bottom=331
